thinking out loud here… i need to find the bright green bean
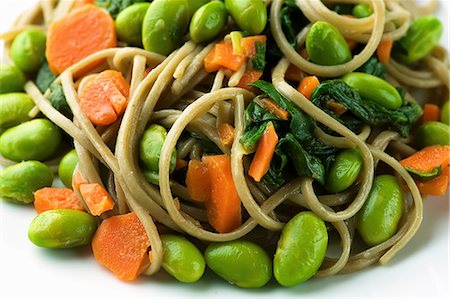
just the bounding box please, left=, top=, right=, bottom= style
left=115, top=3, right=150, bottom=47
left=187, top=0, right=210, bottom=17
left=190, top=1, right=228, bottom=43
left=352, top=4, right=372, bottom=18
left=205, top=240, right=272, bottom=288
left=0, top=92, right=35, bottom=133
left=0, top=118, right=62, bottom=162
left=326, top=148, right=363, bottom=193
left=0, top=64, right=26, bottom=94
left=11, top=29, right=46, bottom=73
left=274, top=211, right=328, bottom=287
left=0, top=161, right=53, bottom=204
left=224, top=0, right=267, bottom=35
left=161, top=234, right=205, bottom=283
left=58, top=149, right=79, bottom=188
left=415, top=121, right=450, bottom=148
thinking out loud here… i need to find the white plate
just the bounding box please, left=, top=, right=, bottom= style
left=0, top=1, right=449, bottom=298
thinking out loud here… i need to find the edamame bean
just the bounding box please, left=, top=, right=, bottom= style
left=0, top=161, right=53, bottom=204
left=0, top=118, right=62, bottom=162
left=139, top=124, right=176, bottom=185
left=28, top=209, right=97, bottom=248
left=441, top=101, right=449, bottom=125
left=161, top=234, right=205, bottom=283
left=352, top=4, right=372, bottom=18
left=415, top=121, right=450, bottom=148
left=187, top=0, right=210, bottom=17
left=326, top=148, right=363, bottom=193
left=11, top=29, right=46, bottom=73
left=395, top=16, right=443, bottom=65
left=205, top=240, right=272, bottom=288
left=115, top=3, right=150, bottom=47
left=356, top=175, right=404, bottom=246
left=58, top=149, right=79, bottom=188
left=342, top=72, right=403, bottom=109
left=0, top=93, right=35, bottom=133
left=190, top=1, right=228, bottom=43
left=274, top=211, right=328, bottom=287
left=0, top=64, right=26, bottom=94
left=142, top=0, right=190, bottom=56
left=224, top=0, right=267, bottom=35
left=306, top=21, right=352, bottom=66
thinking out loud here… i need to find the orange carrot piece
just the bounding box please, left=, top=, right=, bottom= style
left=298, top=76, right=320, bottom=99
left=186, top=160, right=211, bottom=202
left=175, top=159, right=188, bottom=171
left=46, top=4, right=116, bottom=74
left=285, top=64, right=305, bottom=82
left=202, top=155, right=242, bottom=233
left=34, top=187, right=85, bottom=214
left=248, top=122, right=279, bottom=182
left=218, top=123, right=235, bottom=148
left=96, top=70, right=130, bottom=98
left=416, top=174, right=449, bottom=196
left=79, top=183, right=115, bottom=216
left=254, top=98, right=290, bottom=120
left=72, top=171, right=87, bottom=190
left=377, top=39, right=394, bottom=64
left=92, top=212, right=150, bottom=281
left=346, top=38, right=358, bottom=51
left=236, top=69, right=263, bottom=91
left=204, top=41, right=245, bottom=73
left=421, top=103, right=441, bottom=124
left=241, top=35, right=267, bottom=58
left=299, top=48, right=309, bottom=60
left=400, top=145, right=450, bottom=174
left=326, top=101, right=348, bottom=115
left=73, top=0, right=94, bottom=8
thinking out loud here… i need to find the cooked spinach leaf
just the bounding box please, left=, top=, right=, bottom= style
left=280, top=0, right=308, bottom=48
left=95, top=0, right=147, bottom=18
left=36, top=61, right=57, bottom=93
left=357, top=56, right=387, bottom=79
left=251, top=42, right=267, bottom=71
left=48, top=83, right=72, bottom=118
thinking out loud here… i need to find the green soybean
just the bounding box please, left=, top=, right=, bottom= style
left=306, top=21, right=352, bottom=66
left=161, top=234, right=205, bottom=283
left=441, top=101, right=449, bottom=125
left=0, top=93, right=35, bottom=133
left=205, top=240, right=272, bottom=288
left=0, top=161, right=53, bottom=204
left=352, top=4, right=372, bottom=18
left=225, top=0, right=267, bottom=35
left=356, top=175, right=404, bottom=246
left=326, top=148, right=363, bottom=193
left=11, top=29, right=46, bottom=73
left=0, top=64, right=26, bottom=94
left=28, top=209, right=97, bottom=248
left=187, top=0, right=210, bottom=17
left=58, top=149, right=79, bottom=188
left=139, top=124, right=176, bottom=185
left=342, top=72, right=403, bottom=109
left=190, top=1, right=228, bottom=43
left=395, top=16, right=443, bottom=65
left=415, top=121, right=450, bottom=148
left=142, top=0, right=190, bottom=56
left=0, top=118, right=62, bottom=162
left=274, top=211, right=328, bottom=287
left=115, top=3, right=150, bottom=47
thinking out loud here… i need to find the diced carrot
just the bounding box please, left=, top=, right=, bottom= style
left=204, top=41, right=245, bottom=73
left=236, top=69, right=263, bottom=92
left=92, top=212, right=150, bottom=281
left=79, top=183, right=115, bottom=216
left=46, top=5, right=116, bottom=74
left=346, top=38, right=358, bottom=51
left=218, top=123, right=235, bottom=148
left=96, top=70, right=130, bottom=98
left=248, top=122, right=279, bottom=182
left=377, top=39, right=394, bottom=64
left=298, top=76, right=320, bottom=99
left=326, top=100, right=348, bottom=115
left=254, top=98, right=289, bottom=120
left=34, top=187, right=85, bottom=214
left=300, top=48, right=309, bottom=60
left=175, top=159, right=187, bottom=171
left=73, top=0, right=94, bottom=8
left=186, top=160, right=211, bottom=202
left=421, top=103, right=441, bottom=124
left=241, top=35, right=267, bottom=58
left=72, top=171, right=87, bottom=190
left=202, top=155, right=242, bottom=233
left=285, top=64, right=305, bottom=82
left=416, top=174, right=449, bottom=196
left=400, top=145, right=450, bottom=174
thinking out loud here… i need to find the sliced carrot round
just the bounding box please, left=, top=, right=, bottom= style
left=34, top=187, right=84, bottom=214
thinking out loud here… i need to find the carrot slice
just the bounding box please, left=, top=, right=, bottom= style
left=204, top=41, right=245, bottom=73
left=92, top=212, right=150, bottom=281
left=72, top=171, right=87, bottom=190
left=34, top=187, right=85, bottom=214
left=241, top=35, right=267, bottom=58
left=248, top=122, right=279, bottom=182
left=202, top=155, right=242, bottom=233
left=254, top=98, right=290, bottom=120
left=186, top=160, right=211, bottom=202
left=73, top=0, right=94, bottom=8
left=79, top=183, right=115, bottom=216
left=377, top=39, right=394, bottom=64
left=96, top=70, right=130, bottom=98
left=175, top=159, right=187, bottom=171
left=46, top=4, right=116, bottom=74
left=236, top=69, right=263, bottom=92
left=421, top=103, right=440, bottom=124
left=400, top=145, right=450, bottom=174
left=298, top=76, right=320, bottom=99
left=346, top=38, right=358, bottom=51
left=218, top=123, right=235, bottom=148
left=416, top=173, right=449, bottom=196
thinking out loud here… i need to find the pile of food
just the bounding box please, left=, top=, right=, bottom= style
left=0, top=0, right=449, bottom=288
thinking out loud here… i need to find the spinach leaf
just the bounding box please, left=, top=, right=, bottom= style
left=95, top=0, right=148, bottom=18
left=48, top=83, right=72, bottom=118
left=251, top=42, right=267, bottom=71
left=357, top=56, right=387, bottom=79
left=36, top=61, right=56, bottom=93
left=280, top=1, right=308, bottom=48
left=240, top=121, right=270, bottom=153
left=333, top=3, right=354, bottom=15
left=260, top=166, right=287, bottom=193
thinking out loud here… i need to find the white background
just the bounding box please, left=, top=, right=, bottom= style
left=0, top=1, right=449, bottom=298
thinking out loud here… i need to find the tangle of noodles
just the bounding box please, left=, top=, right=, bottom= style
left=1, top=0, right=449, bottom=284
